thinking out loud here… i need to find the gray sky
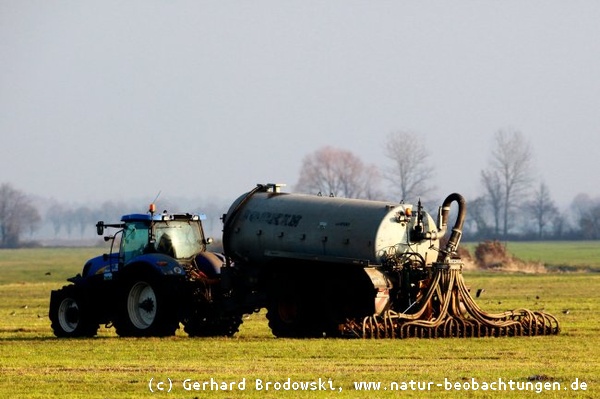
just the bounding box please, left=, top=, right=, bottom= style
left=2, top=1, right=599, bottom=209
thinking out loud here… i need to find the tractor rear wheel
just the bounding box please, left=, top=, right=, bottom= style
left=114, top=274, right=179, bottom=337
left=49, top=285, right=99, bottom=338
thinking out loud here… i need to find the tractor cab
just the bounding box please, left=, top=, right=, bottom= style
left=91, top=205, right=213, bottom=281
left=118, top=213, right=210, bottom=263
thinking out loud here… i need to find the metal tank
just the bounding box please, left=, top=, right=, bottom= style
left=222, top=183, right=441, bottom=267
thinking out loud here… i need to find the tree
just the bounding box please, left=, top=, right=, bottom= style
left=0, top=183, right=41, bottom=248
left=550, top=211, right=567, bottom=239
left=466, top=196, right=492, bottom=237
left=573, top=194, right=600, bottom=239
left=46, top=202, right=66, bottom=237
left=523, top=182, right=558, bottom=239
left=294, top=146, right=381, bottom=199
left=480, top=169, right=503, bottom=235
left=580, top=204, right=600, bottom=239
left=73, top=206, right=94, bottom=237
left=481, top=128, right=534, bottom=238
left=383, top=131, right=435, bottom=202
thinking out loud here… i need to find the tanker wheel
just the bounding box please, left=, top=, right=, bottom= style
left=49, top=285, right=99, bottom=338
left=266, top=299, right=301, bottom=337
left=266, top=296, right=331, bottom=338
left=266, top=269, right=339, bottom=338
left=114, top=274, right=179, bottom=337
left=184, top=314, right=243, bottom=337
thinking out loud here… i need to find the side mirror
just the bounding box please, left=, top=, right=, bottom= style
left=96, top=221, right=105, bottom=236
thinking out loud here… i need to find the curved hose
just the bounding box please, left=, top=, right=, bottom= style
left=437, top=193, right=467, bottom=262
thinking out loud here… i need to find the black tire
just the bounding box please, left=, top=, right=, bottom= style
left=49, top=285, right=99, bottom=338
left=266, top=288, right=332, bottom=338
left=114, top=273, right=179, bottom=337
left=266, top=269, right=339, bottom=338
left=184, top=313, right=243, bottom=337
left=266, top=296, right=305, bottom=338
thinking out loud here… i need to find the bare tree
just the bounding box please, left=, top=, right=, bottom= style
left=523, top=181, right=558, bottom=239
left=551, top=212, right=567, bottom=239
left=46, top=202, right=66, bottom=237
left=0, top=183, right=41, bottom=248
left=74, top=206, right=94, bottom=237
left=573, top=194, right=600, bottom=239
left=580, top=204, right=600, bottom=239
left=572, top=193, right=594, bottom=221
left=383, top=131, right=435, bottom=202
left=466, top=196, right=492, bottom=237
left=294, top=146, right=381, bottom=199
left=480, top=169, right=503, bottom=235
left=481, top=129, right=534, bottom=237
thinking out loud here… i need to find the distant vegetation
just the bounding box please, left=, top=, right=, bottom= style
left=2, top=129, right=600, bottom=248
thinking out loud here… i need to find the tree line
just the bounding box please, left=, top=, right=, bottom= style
left=0, top=189, right=139, bottom=248
left=0, top=186, right=228, bottom=248
left=292, top=129, right=598, bottom=241
left=1, top=128, right=599, bottom=247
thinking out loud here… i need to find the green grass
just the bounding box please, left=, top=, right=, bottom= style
left=0, top=247, right=101, bottom=285
left=504, top=241, right=600, bottom=271
left=1, top=246, right=599, bottom=398
left=464, top=240, right=600, bottom=271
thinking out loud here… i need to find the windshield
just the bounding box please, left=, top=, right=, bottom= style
left=120, top=220, right=205, bottom=263
left=154, top=220, right=205, bottom=259
left=120, top=221, right=151, bottom=264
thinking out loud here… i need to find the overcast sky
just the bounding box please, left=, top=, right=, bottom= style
left=2, top=1, right=599, bottom=210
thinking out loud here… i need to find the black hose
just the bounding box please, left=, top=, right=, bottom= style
left=437, top=193, right=467, bottom=262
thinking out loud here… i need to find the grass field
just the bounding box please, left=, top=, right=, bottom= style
left=463, top=240, right=600, bottom=271
left=0, top=246, right=598, bottom=398
left=504, top=241, right=600, bottom=271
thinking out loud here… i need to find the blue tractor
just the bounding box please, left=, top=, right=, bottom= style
left=49, top=205, right=243, bottom=337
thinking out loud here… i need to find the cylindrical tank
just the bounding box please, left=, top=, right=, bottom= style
left=223, top=185, right=440, bottom=266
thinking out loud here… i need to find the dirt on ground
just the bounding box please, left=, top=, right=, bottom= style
left=468, top=240, right=546, bottom=273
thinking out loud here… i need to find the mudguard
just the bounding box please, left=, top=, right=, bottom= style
left=194, top=252, right=226, bottom=278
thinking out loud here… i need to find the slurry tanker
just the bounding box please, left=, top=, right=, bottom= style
left=50, top=183, right=559, bottom=338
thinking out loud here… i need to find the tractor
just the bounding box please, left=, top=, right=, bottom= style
left=49, top=205, right=243, bottom=337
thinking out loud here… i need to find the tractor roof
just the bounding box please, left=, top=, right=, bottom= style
left=120, top=213, right=204, bottom=223
left=120, top=214, right=160, bottom=222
